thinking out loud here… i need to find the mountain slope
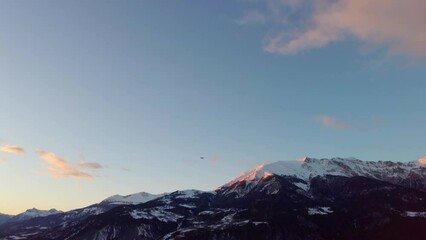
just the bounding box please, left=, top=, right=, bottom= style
left=3, top=157, right=426, bottom=240
left=220, top=157, right=426, bottom=197
left=101, top=192, right=166, bottom=205
left=7, top=208, right=62, bottom=223
left=168, top=175, right=426, bottom=240
left=31, top=174, right=426, bottom=240
left=0, top=191, right=163, bottom=239
left=0, top=213, right=12, bottom=225
left=44, top=190, right=215, bottom=240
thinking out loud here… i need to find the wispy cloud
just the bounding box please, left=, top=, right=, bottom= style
left=0, top=145, right=25, bottom=154
left=236, top=10, right=266, bottom=25
left=317, top=115, right=350, bottom=130
left=0, top=156, right=7, bottom=164
left=78, top=161, right=103, bottom=169
left=37, top=150, right=93, bottom=180
left=239, top=0, right=426, bottom=58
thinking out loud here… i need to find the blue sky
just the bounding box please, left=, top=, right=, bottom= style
left=1, top=0, right=426, bottom=214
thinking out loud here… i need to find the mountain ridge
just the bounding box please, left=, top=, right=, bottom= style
left=220, top=157, right=426, bottom=197
left=7, top=208, right=63, bottom=223
left=101, top=192, right=167, bottom=205
left=2, top=157, right=426, bottom=240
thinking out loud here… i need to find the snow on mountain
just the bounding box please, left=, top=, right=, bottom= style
left=10, top=208, right=62, bottom=222
left=220, top=157, right=426, bottom=195
left=101, top=192, right=166, bottom=205
left=4, top=157, right=426, bottom=240
left=60, top=192, right=165, bottom=221
left=173, top=189, right=206, bottom=199
left=129, top=207, right=183, bottom=222
left=157, top=189, right=212, bottom=205
left=0, top=192, right=165, bottom=233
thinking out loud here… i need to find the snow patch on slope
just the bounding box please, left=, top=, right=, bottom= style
left=174, top=190, right=203, bottom=199
left=308, top=207, right=333, bottom=215
left=403, top=211, right=426, bottom=218
left=130, top=207, right=182, bottom=222
left=102, top=192, right=165, bottom=205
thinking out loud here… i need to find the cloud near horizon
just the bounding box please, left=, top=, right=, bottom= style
left=37, top=150, right=93, bottom=180
left=240, top=0, right=426, bottom=58
left=0, top=145, right=25, bottom=154
left=317, top=115, right=350, bottom=130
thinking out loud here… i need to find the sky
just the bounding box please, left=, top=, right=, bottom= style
left=1, top=0, right=426, bottom=215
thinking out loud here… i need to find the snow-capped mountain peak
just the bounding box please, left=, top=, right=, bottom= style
left=223, top=161, right=305, bottom=188
left=101, top=192, right=166, bottom=205
left=9, top=208, right=62, bottom=222
left=221, top=157, right=426, bottom=193
left=18, top=208, right=62, bottom=218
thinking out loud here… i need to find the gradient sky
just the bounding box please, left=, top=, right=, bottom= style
left=1, top=0, right=426, bottom=215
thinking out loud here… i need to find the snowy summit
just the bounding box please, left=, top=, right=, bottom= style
left=221, top=157, right=426, bottom=194
left=101, top=192, right=166, bottom=205
left=10, top=208, right=62, bottom=222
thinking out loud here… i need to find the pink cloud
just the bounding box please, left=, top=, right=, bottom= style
left=0, top=145, right=25, bottom=154
left=78, top=161, right=103, bottom=169
left=243, top=0, right=426, bottom=58
left=37, top=150, right=93, bottom=180
left=418, top=157, right=426, bottom=165
left=317, top=115, right=350, bottom=130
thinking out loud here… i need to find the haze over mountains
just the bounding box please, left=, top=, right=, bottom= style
left=1, top=157, right=426, bottom=240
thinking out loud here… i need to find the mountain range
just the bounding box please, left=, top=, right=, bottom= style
left=1, top=157, right=426, bottom=240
